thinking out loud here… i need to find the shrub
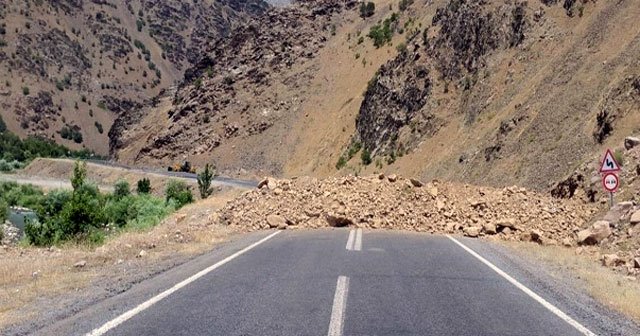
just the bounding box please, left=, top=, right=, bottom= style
left=165, top=180, right=193, bottom=209
left=336, top=156, right=347, bottom=170
left=124, top=195, right=174, bottom=230
left=197, top=164, right=216, bottom=199
left=361, top=148, right=372, bottom=165
left=0, top=115, right=5, bottom=132
left=0, top=199, right=8, bottom=223
left=399, top=0, right=414, bottom=11
left=94, top=121, right=103, bottom=134
left=137, top=178, right=151, bottom=194
left=0, top=159, right=23, bottom=172
left=359, top=2, right=375, bottom=18
left=22, top=86, right=30, bottom=96
left=71, top=161, right=87, bottom=190
left=614, top=149, right=625, bottom=167
left=114, top=180, right=131, bottom=200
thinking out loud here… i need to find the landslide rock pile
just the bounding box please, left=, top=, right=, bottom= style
left=221, top=174, right=599, bottom=245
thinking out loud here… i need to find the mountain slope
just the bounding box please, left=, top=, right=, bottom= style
left=0, top=0, right=267, bottom=154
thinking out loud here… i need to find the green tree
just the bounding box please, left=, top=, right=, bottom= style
left=71, top=161, right=87, bottom=191
left=165, top=180, right=193, bottom=209
left=197, top=164, right=216, bottom=199
left=137, top=178, right=151, bottom=194
left=361, top=148, right=372, bottom=165
left=0, top=198, right=8, bottom=223
left=114, top=180, right=131, bottom=200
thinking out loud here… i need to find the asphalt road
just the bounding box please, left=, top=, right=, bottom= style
left=36, top=230, right=640, bottom=336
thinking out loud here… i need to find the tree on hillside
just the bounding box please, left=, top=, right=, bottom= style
left=137, top=178, right=151, bottom=194
left=71, top=161, right=87, bottom=191
left=197, top=164, right=217, bottom=199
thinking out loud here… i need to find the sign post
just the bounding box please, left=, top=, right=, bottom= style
left=599, top=149, right=621, bottom=208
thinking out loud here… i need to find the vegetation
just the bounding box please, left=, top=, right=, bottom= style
left=361, top=148, right=372, bottom=165
left=336, top=141, right=363, bottom=170
left=16, top=162, right=175, bottom=246
left=95, top=121, right=104, bottom=134
left=137, top=178, right=151, bottom=194
left=368, top=13, right=399, bottom=48
left=22, top=86, right=30, bottom=96
left=614, top=149, right=625, bottom=167
left=359, top=2, right=375, bottom=18
left=197, top=164, right=217, bottom=199
left=165, top=180, right=193, bottom=209
left=60, top=125, right=83, bottom=143
left=0, top=127, right=96, bottom=168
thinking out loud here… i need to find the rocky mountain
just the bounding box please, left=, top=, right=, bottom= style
left=0, top=0, right=267, bottom=154
left=112, top=0, right=358, bottom=172
left=348, top=0, right=640, bottom=192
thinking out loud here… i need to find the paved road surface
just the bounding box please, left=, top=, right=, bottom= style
left=35, top=230, right=640, bottom=336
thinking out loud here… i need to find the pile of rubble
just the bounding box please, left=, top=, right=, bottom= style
left=220, top=174, right=640, bottom=276
left=221, top=174, right=601, bottom=242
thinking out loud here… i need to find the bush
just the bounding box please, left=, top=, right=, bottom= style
left=114, top=180, right=131, bottom=200
left=71, top=161, right=87, bottom=190
left=0, top=115, right=5, bottom=132
left=399, top=0, right=414, bottom=11
left=137, top=178, right=151, bottom=194
left=197, top=164, right=216, bottom=199
left=0, top=198, right=8, bottom=223
left=22, top=86, right=30, bottom=96
left=614, top=149, right=625, bottom=167
left=95, top=121, right=103, bottom=134
left=361, top=148, right=372, bottom=165
left=165, top=180, right=193, bottom=209
left=0, top=159, right=24, bottom=172
left=360, top=2, right=375, bottom=18
left=0, top=182, right=45, bottom=208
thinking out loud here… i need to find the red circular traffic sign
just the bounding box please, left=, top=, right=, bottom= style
left=602, top=173, right=619, bottom=192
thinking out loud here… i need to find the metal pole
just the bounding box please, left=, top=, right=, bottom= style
left=609, top=192, right=614, bottom=208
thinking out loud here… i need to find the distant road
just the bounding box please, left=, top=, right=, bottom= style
left=35, top=230, right=640, bottom=336
left=85, top=159, right=258, bottom=189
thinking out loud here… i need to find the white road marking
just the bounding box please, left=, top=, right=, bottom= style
left=327, top=276, right=350, bottom=336
left=446, top=235, right=598, bottom=336
left=354, top=228, right=363, bottom=251
left=86, top=231, right=282, bottom=336
left=346, top=229, right=355, bottom=250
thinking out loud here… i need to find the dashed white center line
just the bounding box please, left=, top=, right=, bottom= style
left=346, top=229, right=355, bottom=250
left=354, top=228, right=362, bottom=251
left=327, top=276, right=350, bottom=336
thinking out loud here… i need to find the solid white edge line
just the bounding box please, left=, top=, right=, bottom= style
left=327, top=276, right=350, bottom=336
left=354, top=228, right=363, bottom=251
left=346, top=229, right=355, bottom=251
left=446, top=235, right=597, bottom=336
left=86, top=231, right=282, bottom=336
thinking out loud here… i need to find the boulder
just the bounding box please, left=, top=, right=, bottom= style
left=258, top=177, right=278, bottom=190
left=630, top=211, right=640, bottom=225
left=529, top=230, right=544, bottom=244
left=561, top=237, right=573, bottom=247
left=137, top=250, right=147, bottom=258
left=266, top=214, right=287, bottom=228
left=409, top=178, right=423, bottom=187
left=463, top=226, right=481, bottom=237
left=277, top=223, right=288, bottom=230
left=176, top=213, right=187, bottom=223
left=73, top=260, right=87, bottom=268
left=387, top=174, right=398, bottom=182
left=497, top=218, right=517, bottom=231
left=634, top=258, right=640, bottom=269
left=426, top=184, right=438, bottom=198
left=624, top=136, right=640, bottom=150
left=577, top=221, right=612, bottom=245
left=325, top=214, right=353, bottom=227
left=602, top=254, right=624, bottom=267
left=446, top=222, right=461, bottom=232
left=482, top=222, right=497, bottom=235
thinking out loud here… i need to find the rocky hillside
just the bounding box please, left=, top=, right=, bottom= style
left=112, top=0, right=640, bottom=196
left=0, top=0, right=267, bottom=154
left=346, top=0, right=640, bottom=192
left=112, top=0, right=358, bottom=173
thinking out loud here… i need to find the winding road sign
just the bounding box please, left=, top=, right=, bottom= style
left=599, top=149, right=621, bottom=173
